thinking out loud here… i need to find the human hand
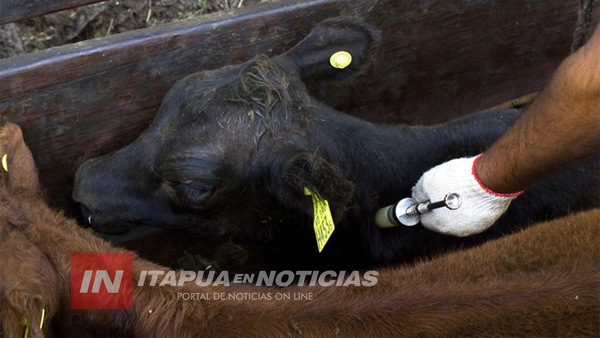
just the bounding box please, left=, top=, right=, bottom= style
left=411, top=155, right=522, bottom=236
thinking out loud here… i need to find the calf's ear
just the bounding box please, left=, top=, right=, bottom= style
left=277, top=17, right=381, bottom=83
left=267, top=151, right=355, bottom=223
left=0, top=123, right=41, bottom=196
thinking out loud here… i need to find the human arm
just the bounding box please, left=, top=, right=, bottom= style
left=476, top=24, right=600, bottom=193
left=412, top=23, right=600, bottom=236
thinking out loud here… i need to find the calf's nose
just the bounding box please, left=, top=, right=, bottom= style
left=76, top=202, right=94, bottom=227
left=72, top=160, right=101, bottom=227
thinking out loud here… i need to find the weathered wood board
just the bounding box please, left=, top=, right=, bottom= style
left=0, top=0, right=597, bottom=219
left=0, top=0, right=106, bottom=25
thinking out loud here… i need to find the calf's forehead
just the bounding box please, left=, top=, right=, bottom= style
left=149, top=57, right=313, bottom=156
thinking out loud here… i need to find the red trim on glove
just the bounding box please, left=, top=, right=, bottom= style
left=472, top=155, right=524, bottom=198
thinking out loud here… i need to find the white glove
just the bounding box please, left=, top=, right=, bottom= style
left=412, top=155, right=522, bottom=237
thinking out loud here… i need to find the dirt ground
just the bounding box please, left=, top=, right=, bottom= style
left=0, top=0, right=267, bottom=59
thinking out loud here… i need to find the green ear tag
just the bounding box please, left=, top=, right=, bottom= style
left=304, top=187, right=335, bottom=252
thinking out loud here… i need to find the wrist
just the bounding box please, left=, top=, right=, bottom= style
left=472, top=154, right=523, bottom=198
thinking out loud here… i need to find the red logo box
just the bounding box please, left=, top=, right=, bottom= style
left=71, top=253, right=133, bottom=309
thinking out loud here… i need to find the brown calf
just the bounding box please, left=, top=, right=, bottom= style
left=1, top=122, right=599, bottom=336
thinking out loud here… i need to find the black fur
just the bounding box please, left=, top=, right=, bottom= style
left=73, top=17, right=600, bottom=270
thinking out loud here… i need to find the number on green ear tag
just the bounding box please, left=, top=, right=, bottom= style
left=304, top=187, right=335, bottom=252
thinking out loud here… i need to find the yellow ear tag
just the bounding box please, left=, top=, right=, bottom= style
left=22, top=316, right=29, bottom=338
left=304, top=187, right=335, bottom=252
left=330, top=51, right=352, bottom=69
left=2, top=154, right=7, bottom=172
left=40, top=308, right=45, bottom=330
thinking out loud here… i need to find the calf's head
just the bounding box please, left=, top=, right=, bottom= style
left=73, top=18, right=380, bottom=236
left=0, top=122, right=61, bottom=337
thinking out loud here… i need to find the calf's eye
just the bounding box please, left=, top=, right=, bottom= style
left=170, top=182, right=212, bottom=205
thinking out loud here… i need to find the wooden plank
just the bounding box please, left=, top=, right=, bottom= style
left=0, top=0, right=596, bottom=218
left=0, top=0, right=106, bottom=25
left=0, top=0, right=371, bottom=100
left=316, top=0, right=596, bottom=125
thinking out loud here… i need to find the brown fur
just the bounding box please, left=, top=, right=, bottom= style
left=1, top=122, right=599, bottom=336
